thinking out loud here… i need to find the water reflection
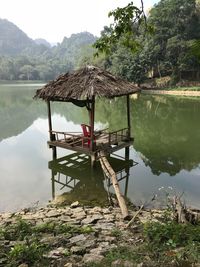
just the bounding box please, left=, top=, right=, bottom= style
left=132, top=95, right=200, bottom=176
left=49, top=152, right=135, bottom=205
left=1, top=83, right=200, bottom=211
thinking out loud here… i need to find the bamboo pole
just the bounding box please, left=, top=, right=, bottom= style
left=126, top=95, right=131, bottom=139
left=99, top=151, right=129, bottom=219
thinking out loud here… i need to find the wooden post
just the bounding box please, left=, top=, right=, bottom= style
left=51, top=170, right=55, bottom=199
left=90, top=154, right=96, bottom=168
left=47, top=100, right=53, bottom=140
left=126, top=95, right=131, bottom=140
left=47, top=100, right=57, bottom=159
left=89, top=96, right=95, bottom=151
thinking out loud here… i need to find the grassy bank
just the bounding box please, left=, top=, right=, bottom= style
left=0, top=205, right=200, bottom=267
left=92, top=221, right=200, bottom=267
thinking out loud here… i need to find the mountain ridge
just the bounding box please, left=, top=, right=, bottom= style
left=0, top=18, right=97, bottom=80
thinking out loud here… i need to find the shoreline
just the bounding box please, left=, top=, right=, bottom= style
left=1, top=202, right=200, bottom=267
left=0, top=203, right=151, bottom=266
left=141, top=89, right=200, bottom=96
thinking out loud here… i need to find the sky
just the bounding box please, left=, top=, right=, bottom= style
left=0, top=0, right=159, bottom=44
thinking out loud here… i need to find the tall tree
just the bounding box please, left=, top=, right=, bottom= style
left=94, top=0, right=200, bottom=84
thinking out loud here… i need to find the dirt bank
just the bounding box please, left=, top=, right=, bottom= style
left=142, top=89, right=200, bottom=97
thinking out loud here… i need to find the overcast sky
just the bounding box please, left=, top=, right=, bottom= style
left=1, top=0, right=159, bottom=43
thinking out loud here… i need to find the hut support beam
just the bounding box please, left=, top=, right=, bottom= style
left=126, top=95, right=131, bottom=140
left=51, top=170, right=55, bottom=199
left=89, top=96, right=95, bottom=166
left=47, top=100, right=57, bottom=159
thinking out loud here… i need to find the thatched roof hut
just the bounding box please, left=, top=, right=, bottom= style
left=34, top=65, right=140, bottom=164
left=34, top=65, right=140, bottom=101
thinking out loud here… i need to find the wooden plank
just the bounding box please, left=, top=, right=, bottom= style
left=99, top=151, right=129, bottom=220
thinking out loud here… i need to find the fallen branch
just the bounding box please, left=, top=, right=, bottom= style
left=126, top=204, right=144, bottom=228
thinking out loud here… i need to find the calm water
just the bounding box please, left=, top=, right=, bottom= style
left=0, top=82, right=200, bottom=212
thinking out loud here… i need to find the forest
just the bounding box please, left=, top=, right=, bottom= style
left=0, top=0, right=200, bottom=86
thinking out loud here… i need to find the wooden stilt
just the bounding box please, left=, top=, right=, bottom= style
left=51, top=170, right=55, bottom=199
left=52, top=147, right=57, bottom=160
left=99, top=151, right=129, bottom=219
left=47, top=100, right=57, bottom=159
left=126, top=95, right=131, bottom=140
left=89, top=96, right=95, bottom=151
left=47, top=100, right=53, bottom=140
left=90, top=154, right=96, bottom=168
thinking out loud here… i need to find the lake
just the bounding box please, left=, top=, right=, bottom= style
left=0, top=82, right=200, bottom=212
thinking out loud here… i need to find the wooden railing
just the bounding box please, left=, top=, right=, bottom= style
left=50, top=130, right=84, bottom=146
left=50, top=130, right=97, bottom=149
left=108, top=128, right=129, bottom=146
left=50, top=128, right=129, bottom=150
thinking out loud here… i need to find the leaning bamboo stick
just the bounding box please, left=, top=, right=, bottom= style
left=99, top=151, right=129, bottom=219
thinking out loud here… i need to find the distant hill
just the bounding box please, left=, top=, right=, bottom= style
left=0, top=19, right=97, bottom=80
left=52, top=32, right=97, bottom=64
left=0, top=18, right=37, bottom=56
left=34, top=38, right=51, bottom=48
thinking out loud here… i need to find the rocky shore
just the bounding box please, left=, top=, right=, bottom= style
left=0, top=202, right=165, bottom=267
left=1, top=202, right=200, bottom=267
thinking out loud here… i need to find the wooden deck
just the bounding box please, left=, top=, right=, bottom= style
left=48, top=128, right=133, bottom=157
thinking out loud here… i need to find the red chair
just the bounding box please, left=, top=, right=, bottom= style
left=81, top=124, right=94, bottom=147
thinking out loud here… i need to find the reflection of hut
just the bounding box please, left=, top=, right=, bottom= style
left=34, top=66, right=140, bottom=165
left=49, top=152, right=134, bottom=205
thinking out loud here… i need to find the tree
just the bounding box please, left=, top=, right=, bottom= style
left=147, top=0, right=200, bottom=81
left=94, top=0, right=200, bottom=84
left=19, top=64, right=36, bottom=80
left=94, top=1, right=150, bottom=55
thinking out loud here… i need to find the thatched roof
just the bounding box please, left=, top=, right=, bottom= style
left=34, top=65, right=140, bottom=101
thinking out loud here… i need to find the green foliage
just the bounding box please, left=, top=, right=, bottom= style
left=86, top=246, right=143, bottom=267
left=94, top=2, right=149, bottom=56
left=33, top=222, right=94, bottom=235
left=86, top=221, right=200, bottom=267
left=107, top=44, right=150, bottom=84
left=190, top=39, right=200, bottom=62
left=1, top=217, right=32, bottom=241
left=94, top=0, right=200, bottom=84
left=144, top=221, right=200, bottom=251
left=8, top=241, right=48, bottom=266
left=0, top=217, right=94, bottom=266
left=104, top=246, right=142, bottom=262
left=110, top=228, right=122, bottom=238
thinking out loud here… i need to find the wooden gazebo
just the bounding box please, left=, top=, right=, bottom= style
left=34, top=65, right=140, bottom=165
